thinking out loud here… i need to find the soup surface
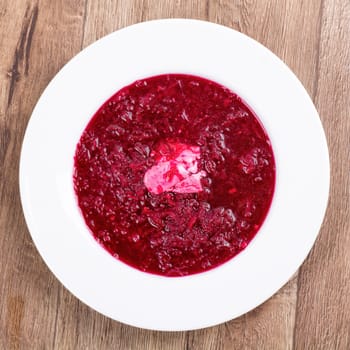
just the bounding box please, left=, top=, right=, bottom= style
left=73, top=74, right=275, bottom=276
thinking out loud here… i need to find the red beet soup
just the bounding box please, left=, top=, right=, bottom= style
left=73, top=74, right=275, bottom=277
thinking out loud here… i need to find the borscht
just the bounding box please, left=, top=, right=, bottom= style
left=73, top=74, right=275, bottom=276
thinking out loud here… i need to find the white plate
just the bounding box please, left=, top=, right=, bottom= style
left=20, top=19, right=329, bottom=331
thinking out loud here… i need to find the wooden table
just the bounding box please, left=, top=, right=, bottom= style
left=1, top=1, right=349, bottom=349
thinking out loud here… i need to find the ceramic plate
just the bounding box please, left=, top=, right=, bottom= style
left=19, top=19, right=329, bottom=331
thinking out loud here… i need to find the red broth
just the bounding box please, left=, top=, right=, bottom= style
left=73, top=74, right=275, bottom=276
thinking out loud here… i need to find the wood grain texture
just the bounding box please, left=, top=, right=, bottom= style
left=294, top=0, right=350, bottom=349
left=0, top=0, right=348, bottom=349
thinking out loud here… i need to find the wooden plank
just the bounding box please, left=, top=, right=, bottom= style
left=294, top=0, right=350, bottom=349
left=0, top=0, right=85, bottom=349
